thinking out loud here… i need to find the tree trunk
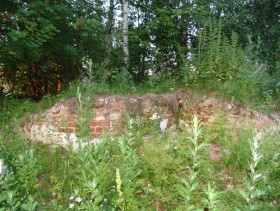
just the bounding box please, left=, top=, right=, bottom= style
left=104, top=0, right=115, bottom=80
left=122, top=0, right=129, bottom=70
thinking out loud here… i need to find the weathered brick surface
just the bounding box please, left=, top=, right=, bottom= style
left=22, top=91, right=188, bottom=148
left=22, top=90, right=277, bottom=149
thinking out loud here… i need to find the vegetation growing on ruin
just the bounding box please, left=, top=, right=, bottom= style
left=0, top=1, right=279, bottom=210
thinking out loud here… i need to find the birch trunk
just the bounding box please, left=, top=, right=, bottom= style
left=104, top=0, right=115, bottom=80
left=122, top=0, right=129, bottom=69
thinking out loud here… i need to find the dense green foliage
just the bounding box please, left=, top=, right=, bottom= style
left=0, top=103, right=279, bottom=210
left=0, top=1, right=279, bottom=210
left=0, top=0, right=279, bottom=101
left=1, top=0, right=106, bottom=99
left=0, top=68, right=279, bottom=210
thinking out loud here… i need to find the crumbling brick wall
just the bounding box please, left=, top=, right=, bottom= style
left=22, top=91, right=189, bottom=148
left=22, top=90, right=277, bottom=149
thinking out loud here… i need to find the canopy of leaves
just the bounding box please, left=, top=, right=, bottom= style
left=0, top=0, right=279, bottom=99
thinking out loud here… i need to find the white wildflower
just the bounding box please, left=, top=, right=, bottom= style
left=164, top=144, right=170, bottom=150
left=160, top=119, right=168, bottom=132
left=75, top=197, right=82, bottom=203
left=82, top=77, right=88, bottom=83
left=0, top=159, right=5, bottom=174
left=69, top=203, right=74, bottom=209
left=2, top=83, right=11, bottom=96
left=150, top=113, right=160, bottom=120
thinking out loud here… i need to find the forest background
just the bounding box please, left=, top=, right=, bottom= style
left=0, top=0, right=279, bottom=106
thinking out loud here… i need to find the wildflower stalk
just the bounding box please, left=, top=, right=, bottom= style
left=76, top=84, right=94, bottom=140
left=239, top=133, right=265, bottom=210
left=188, top=115, right=207, bottom=169
left=116, top=167, right=124, bottom=210
left=77, top=87, right=83, bottom=110
left=71, top=143, right=103, bottom=210
left=202, top=183, right=221, bottom=211
left=114, top=119, right=142, bottom=209
left=178, top=115, right=207, bottom=209
left=85, top=59, right=94, bottom=87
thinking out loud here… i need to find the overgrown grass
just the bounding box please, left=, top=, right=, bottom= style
left=0, top=27, right=279, bottom=209
left=0, top=105, right=279, bottom=210
left=180, top=19, right=280, bottom=111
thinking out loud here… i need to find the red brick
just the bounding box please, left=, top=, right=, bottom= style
left=58, top=127, right=76, bottom=133
left=93, top=132, right=101, bottom=138
left=110, top=108, right=121, bottom=113
left=67, top=116, right=77, bottom=122
left=98, top=121, right=109, bottom=128
left=67, top=122, right=77, bottom=128
left=91, top=121, right=98, bottom=127
left=109, top=121, right=116, bottom=131
left=96, top=108, right=108, bottom=116
left=95, top=126, right=108, bottom=134
left=109, top=101, right=120, bottom=107
left=118, top=101, right=123, bottom=108
left=35, top=122, right=44, bottom=126
left=91, top=121, right=109, bottom=127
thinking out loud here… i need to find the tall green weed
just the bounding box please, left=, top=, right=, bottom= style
left=183, top=19, right=277, bottom=109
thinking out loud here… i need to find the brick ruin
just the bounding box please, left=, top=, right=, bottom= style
left=22, top=91, right=189, bottom=149
left=22, top=90, right=277, bottom=149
